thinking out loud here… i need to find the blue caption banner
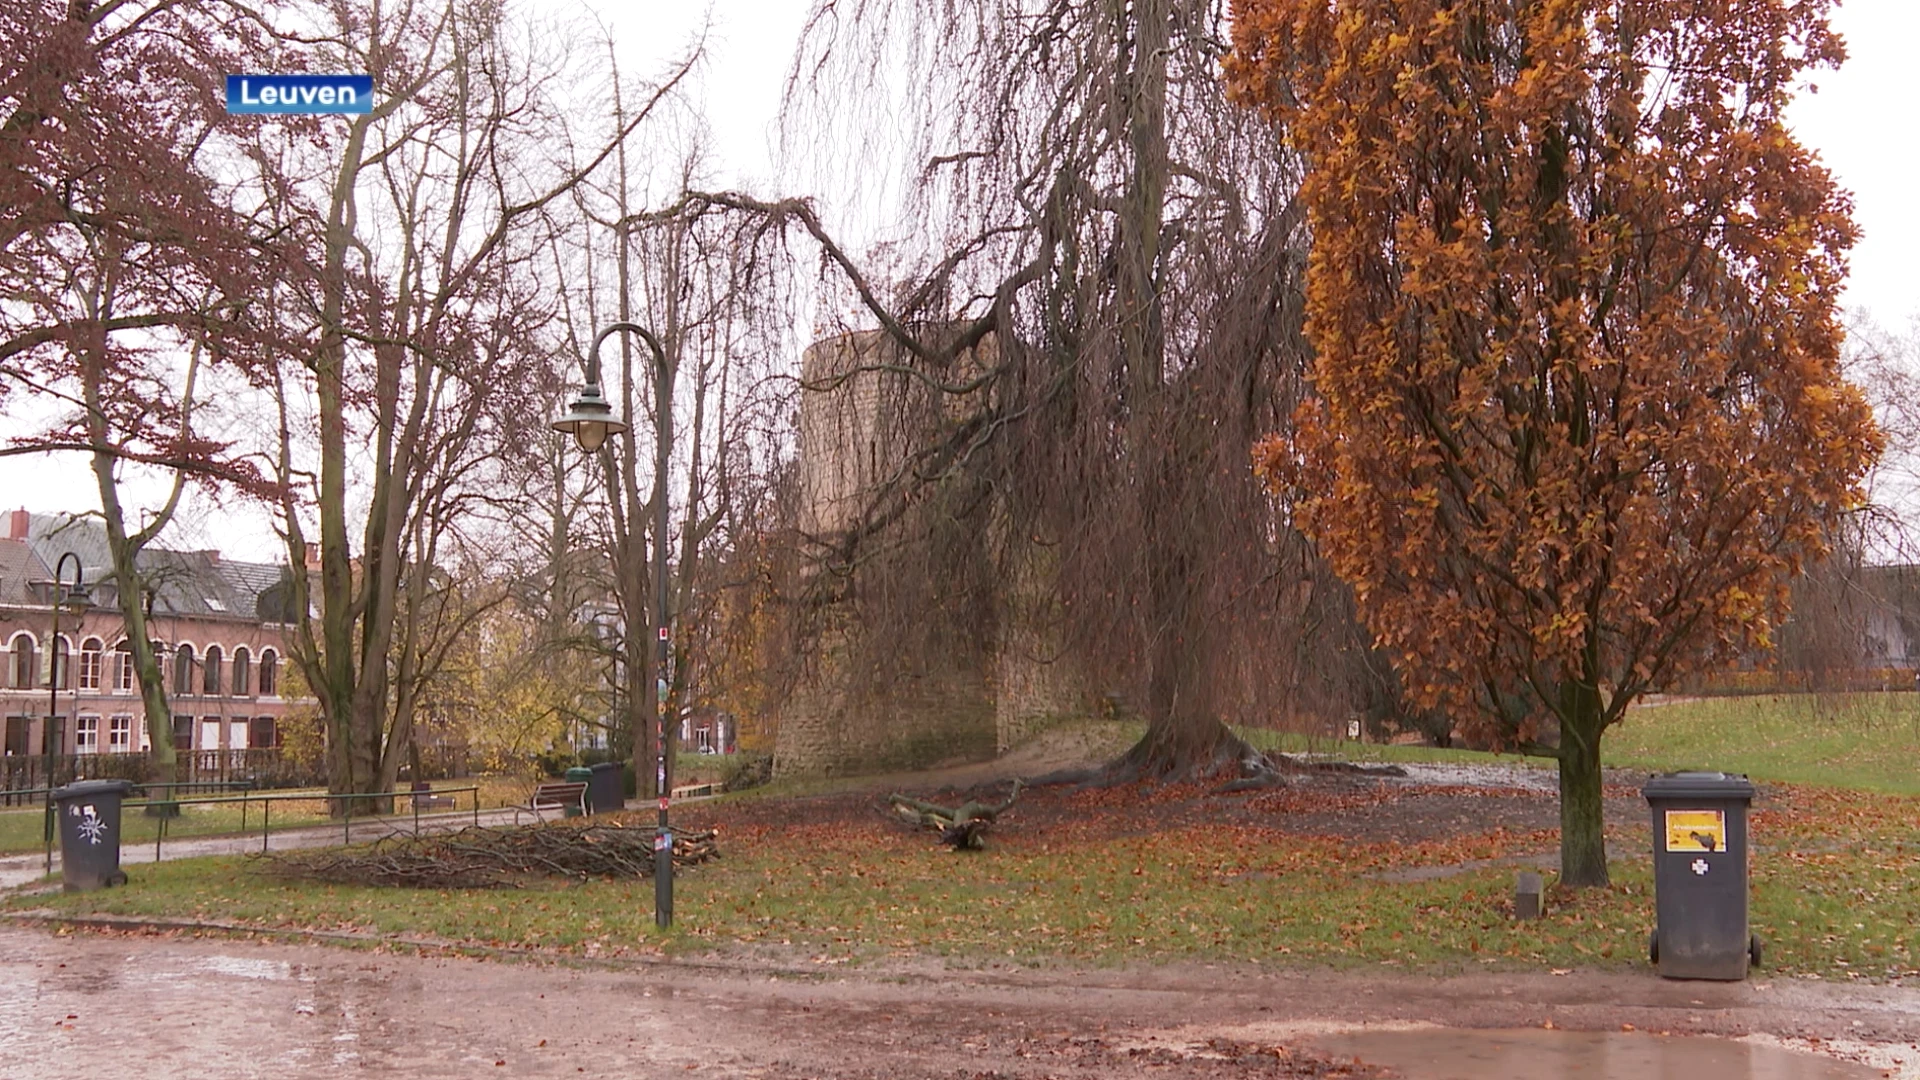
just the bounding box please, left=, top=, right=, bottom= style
left=226, top=75, right=373, bottom=114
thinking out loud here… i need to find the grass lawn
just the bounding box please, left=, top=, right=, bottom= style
left=1250, top=691, right=1920, bottom=793
left=1609, top=692, right=1920, bottom=793
left=9, top=695, right=1920, bottom=982
left=11, top=776, right=1919, bottom=983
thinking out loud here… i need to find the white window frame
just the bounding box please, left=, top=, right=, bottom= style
left=6, top=633, right=33, bottom=690
left=78, top=639, right=104, bottom=691
left=108, top=715, right=132, bottom=752
left=75, top=714, right=100, bottom=753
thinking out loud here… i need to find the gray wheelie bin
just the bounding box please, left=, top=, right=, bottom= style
left=1644, top=771, right=1760, bottom=980
left=53, top=779, right=133, bottom=892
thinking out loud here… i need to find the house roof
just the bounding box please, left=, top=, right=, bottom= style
left=0, top=538, right=51, bottom=607
left=20, top=512, right=294, bottom=623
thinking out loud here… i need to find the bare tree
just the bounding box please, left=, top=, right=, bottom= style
left=1779, top=316, right=1920, bottom=686
left=252, top=0, right=690, bottom=807
left=767, top=0, right=1317, bottom=780
left=547, top=80, right=805, bottom=795
left=3, top=0, right=282, bottom=772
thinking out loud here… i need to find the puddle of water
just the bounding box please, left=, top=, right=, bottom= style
left=1313, top=1028, right=1881, bottom=1080
left=194, top=955, right=298, bottom=981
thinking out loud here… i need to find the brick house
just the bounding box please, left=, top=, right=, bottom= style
left=0, top=509, right=307, bottom=786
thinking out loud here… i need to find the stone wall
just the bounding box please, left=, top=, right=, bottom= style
left=774, top=606, right=999, bottom=777
left=774, top=329, right=1091, bottom=778
left=990, top=539, right=1089, bottom=752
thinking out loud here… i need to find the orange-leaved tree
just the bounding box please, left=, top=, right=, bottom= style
left=1228, top=0, right=1881, bottom=886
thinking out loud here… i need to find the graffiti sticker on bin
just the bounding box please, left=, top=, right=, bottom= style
left=1663, top=809, right=1726, bottom=853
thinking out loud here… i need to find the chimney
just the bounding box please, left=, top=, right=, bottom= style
left=5, top=508, right=27, bottom=540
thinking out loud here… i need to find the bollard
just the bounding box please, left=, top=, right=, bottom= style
left=1514, top=871, right=1544, bottom=920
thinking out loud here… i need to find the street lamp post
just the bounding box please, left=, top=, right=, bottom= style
left=44, top=553, right=92, bottom=771
left=554, top=320, right=676, bottom=929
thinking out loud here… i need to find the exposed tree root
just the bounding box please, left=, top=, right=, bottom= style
left=1106, top=722, right=1279, bottom=789
left=1024, top=723, right=1408, bottom=795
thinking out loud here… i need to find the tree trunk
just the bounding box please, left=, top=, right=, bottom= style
left=86, top=392, right=179, bottom=776
left=1108, top=0, right=1238, bottom=781
left=1120, top=485, right=1252, bottom=779
left=1556, top=680, right=1609, bottom=888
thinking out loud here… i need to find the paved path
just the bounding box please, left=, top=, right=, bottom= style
left=0, top=807, right=530, bottom=889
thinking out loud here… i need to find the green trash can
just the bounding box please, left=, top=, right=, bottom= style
left=563, top=766, right=593, bottom=817
left=53, top=779, right=133, bottom=892
left=1644, top=771, right=1761, bottom=980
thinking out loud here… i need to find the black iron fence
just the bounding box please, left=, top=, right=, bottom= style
left=0, top=750, right=307, bottom=797
left=0, top=745, right=471, bottom=804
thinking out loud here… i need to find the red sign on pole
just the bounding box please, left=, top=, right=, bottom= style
left=658, top=626, right=669, bottom=641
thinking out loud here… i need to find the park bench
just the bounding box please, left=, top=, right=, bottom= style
left=513, top=780, right=588, bottom=824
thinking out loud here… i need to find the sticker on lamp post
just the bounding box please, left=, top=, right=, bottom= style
left=227, top=75, right=374, bottom=114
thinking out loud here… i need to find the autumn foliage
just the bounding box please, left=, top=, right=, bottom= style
left=1228, top=0, right=1881, bottom=884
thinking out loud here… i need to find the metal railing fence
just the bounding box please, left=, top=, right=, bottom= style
left=33, top=784, right=482, bottom=872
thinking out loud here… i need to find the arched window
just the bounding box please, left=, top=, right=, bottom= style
left=232, top=647, right=251, bottom=696
left=115, top=641, right=135, bottom=692
left=259, top=649, right=278, bottom=697
left=202, top=645, right=223, bottom=695
left=50, top=636, right=70, bottom=690
left=79, top=638, right=104, bottom=690
left=7, top=634, right=34, bottom=691
left=173, top=644, right=195, bottom=696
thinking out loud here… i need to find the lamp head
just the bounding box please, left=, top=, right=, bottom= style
left=552, top=385, right=627, bottom=453
left=60, top=582, right=92, bottom=614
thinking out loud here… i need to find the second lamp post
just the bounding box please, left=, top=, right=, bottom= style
left=46, top=552, right=92, bottom=764
left=553, top=320, right=676, bottom=928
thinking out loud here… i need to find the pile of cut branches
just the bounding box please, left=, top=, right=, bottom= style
left=254, top=823, right=720, bottom=889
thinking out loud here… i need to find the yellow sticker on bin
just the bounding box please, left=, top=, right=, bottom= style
left=1664, top=809, right=1726, bottom=853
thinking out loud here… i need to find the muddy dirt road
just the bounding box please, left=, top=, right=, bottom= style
left=2, top=924, right=1915, bottom=1079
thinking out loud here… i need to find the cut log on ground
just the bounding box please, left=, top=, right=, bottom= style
left=889, top=780, right=1022, bottom=850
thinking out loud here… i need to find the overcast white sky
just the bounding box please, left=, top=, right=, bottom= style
left=3, top=0, right=1915, bottom=561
